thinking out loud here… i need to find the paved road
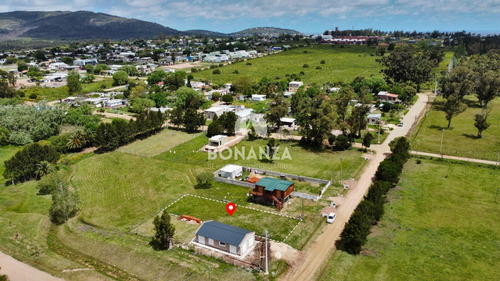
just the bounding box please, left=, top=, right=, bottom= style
left=411, top=151, right=499, bottom=166
left=280, top=93, right=430, bottom=281
left=0, top=251, right=63, bottom=281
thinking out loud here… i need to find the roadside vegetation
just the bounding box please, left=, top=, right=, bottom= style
left=318, top=158, right=500, bottom=281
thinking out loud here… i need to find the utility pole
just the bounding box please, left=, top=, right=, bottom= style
left=340, top=157, right=343, bottom=186
left=378, top=122, right=381, bottom=144
left=439, top=128, right=445, bottom=156
left=265, top=230, right=268, bottom=275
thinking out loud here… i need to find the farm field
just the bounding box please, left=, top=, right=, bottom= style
left=117, top=129, right=202, bottom=157
left=317, top=158, right=500, bottom=281
left=411, top=96, right=500, bottom=161
left=193, top=45, right=383, bottom=85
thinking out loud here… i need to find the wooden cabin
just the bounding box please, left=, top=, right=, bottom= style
left=250, top=177, right=294, bottom=210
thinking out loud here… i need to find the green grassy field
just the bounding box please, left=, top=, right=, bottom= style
left=193, top=45, right=383, bottom=85
left=23, top=79, right=115, bottom=101
left=317, top=158, right=500, bottom=281
left=166, top=195, right=300, bottom=241
left=412, top=96, right=500, bottom=161
left=117, top=129, right=202, bottom=157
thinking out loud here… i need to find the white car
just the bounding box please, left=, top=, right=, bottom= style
left=326, top=212, right=336, bottom=224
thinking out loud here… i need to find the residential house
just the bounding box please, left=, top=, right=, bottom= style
left=367, top=113, right=382, bottom=124
left=251, top=95, right=266, bottom=101
left=194, top=221, right=255, bottom=257
left=377, top=91, right=399, bottom=103
left=250, top=177, right=295, bottom=210
left=288, top=81, right=303, bottom=92
left=208, top=135, right=228, bottom=148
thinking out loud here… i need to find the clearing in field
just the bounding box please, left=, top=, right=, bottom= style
left=117, top=129, right=202, bottom=157
left=193, top=45, right=382, bottom=85
left=317, top=158, right=500, bottom=281
left=411, top=96, right=500, bottom=161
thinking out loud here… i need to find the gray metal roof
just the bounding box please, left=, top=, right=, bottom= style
left=196, top=221, right=253, bottom=246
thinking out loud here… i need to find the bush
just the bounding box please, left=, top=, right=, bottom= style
left=334, top=135, right=351, bottom=151
left=320, top=59, right=326, bottom=64
left=212, top=69, right=221, bottom=75
left=303, top=64, right=309, bottom=68
left=191, top=68, right=198, bottom=73
left=246, top=62, right=252, bottom=65
left=195, top=172, right=214, bottom=189
left=316, top=66, right=322, bottom=70
left=375, top=160, right=402, bottom=183
left=233, top=70, right=239, bottom=74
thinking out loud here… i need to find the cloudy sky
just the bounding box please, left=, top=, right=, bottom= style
left=1, top=0, right=499, bottom=34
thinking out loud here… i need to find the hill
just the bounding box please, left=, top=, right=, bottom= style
left=0, top=11, right=180, bottom=40
left=0, top=11, right=302, bottom=41
left=230, top=27, right=302, bottom=37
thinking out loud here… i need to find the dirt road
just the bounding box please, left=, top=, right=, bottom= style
left=280, top=93, right=430, bottom=281
left=411, top=151, right=498, bottom=166
left=0, top=251, right=63, bottom=281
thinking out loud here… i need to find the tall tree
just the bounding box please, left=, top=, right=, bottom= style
left=49, top=178, right=79, bottom=225
left=441, top=66, right=474, bottom=100
left=474, top=112, right=490, bottom=138
left=335, top=87, right=354, bottom=134
left=443, top=93, right=467, bottom=129
left=475, top=70, right=500, bottom=108
left=152, top=211, right=175, bottom=250
left=266, top=94, right=289, bottom=130
left=67, top=70, right=81, bottom=95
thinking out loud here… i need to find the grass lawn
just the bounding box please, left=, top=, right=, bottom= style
left=70, top=152, right=205, bottom=231
left=22, top=79, right=115, bottom=101
left=117, top=129, right=202, bottom=157
left=0, top=145, right=19, bottom=183
left=411, top=96, right=500, bottom=161
left=317, top=158, right=500, bottom=281
left=156, top=138, right=366, bottom=181
left=166, top=195, right=300, bottom=241
left=193, top=45, right=383, bottom=85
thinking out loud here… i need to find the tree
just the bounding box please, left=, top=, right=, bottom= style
left=67, top=71, right=81, bottom=95
left=35, top=161, right=54, bottom=179
left=81, top=74, right=95, bottom=84
left=3, top=143, right=60, bottom=183
left=195, top=172, right=214, bottom=189
left=339, top=209, right=372, bottom=254
left=119, top=65, right=139, bottom=76
left=443, top=93, right=467, bottom=129
left=112, top=71, right=129, bottom=86
left=348, top=104, right=370, bottom=137
left=130, top=97, right=155, bottom=114
left=362, top=132, right=374, bottom=150
left=7, top=72, right=17, bottom=87
left=221, top=94, right=234, bottom=104
left=0, top=127, right=9, bottom=145
left=219, top=111, right=238, bottom=135
left=334, top=135, right=351, bottom=151
left=441, top=66, right=474, bottom=100
left=380, top=47, right=433, bottom=92
left=335, top=87, right=354, bottom=134
left=207, top=115, right=222, bottom=137
left=475, top=70, right=500, bottom=108
left=49, top=177, right=79, bottom=225
left=266, top=94, right=289, bottom=130
left=151, top=211, right=175, bottom=250
left=266, top=138, right=277, bottom=161
left=375, top=160, right=402, bottom=183
left=183, top=108, right=205, bottom=133
left=233, top=76, right=255, bottom=97
left=474, top=112, right=490, bottom=138
left=66, top=130, right=90, bottom=152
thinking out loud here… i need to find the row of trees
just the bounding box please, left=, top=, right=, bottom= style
left=339, top=137, right=411, bottom=254
left=169, top=87, right=206, bottom=133
left=95, top=111, right=165, bottom=152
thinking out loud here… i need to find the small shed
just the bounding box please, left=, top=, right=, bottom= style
left=367, top=113, right=382, bottom=124
left=219, top=164, right=243, bottom=179
left=209, top=135, right=228, bottom=147
left=194, top=221, right=255, bottom=257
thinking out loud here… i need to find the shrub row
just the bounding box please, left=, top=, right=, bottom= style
left=338, top=137, right=411, bottom=254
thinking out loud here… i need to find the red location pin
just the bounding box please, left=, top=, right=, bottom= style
left=226, top=203, right=236, bottom=216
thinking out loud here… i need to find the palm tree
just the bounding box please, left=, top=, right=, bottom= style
left=66, top=131, right=88, bottom=151
left=35, top=161, right=53, bottom=179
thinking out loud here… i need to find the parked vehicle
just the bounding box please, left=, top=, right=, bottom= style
left=326, top=212, right=336, bottom=223
left=398, top=122, right=404, bottom=127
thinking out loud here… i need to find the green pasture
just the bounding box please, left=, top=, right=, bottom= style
left=117, top=129, right=202, bottom=157
left=317, top=158, right=500, bottom=281
left=193, top=45, right=383, bottom=85
left=412, top=96, right=500, bottom=161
